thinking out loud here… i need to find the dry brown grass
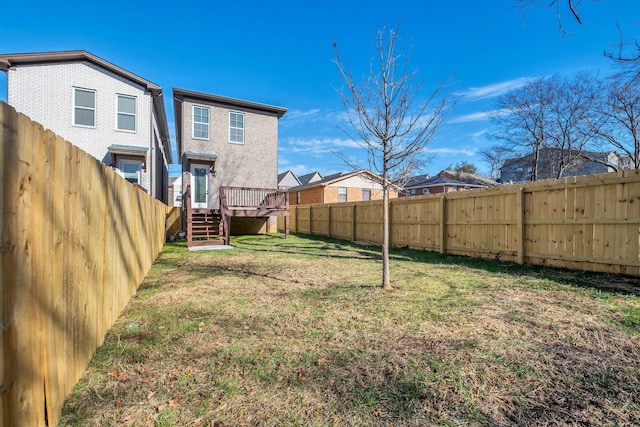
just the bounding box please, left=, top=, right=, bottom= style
left=60, top=234, right=640, bottom=426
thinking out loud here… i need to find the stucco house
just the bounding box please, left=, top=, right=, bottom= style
left=289, top=170, right=398, bottom=205
left=173, top=88, right=289, bottom=246
left=0, top=50, right=172, bottom=202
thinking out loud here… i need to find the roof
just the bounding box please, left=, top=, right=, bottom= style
left=173, top=87, right=287, bottom=163
left=0, top=50, right=172, bottom=163
left=298, top=171, right=323, bottom=185
left=402, top=174, right=431, bottom=188
left=277, top=170, right=301, bottom=186
left=404, top=175, right=485, bottom=190
left=439, top=170, right=499, bottom=187
left=500, top=148, right=617, bottom=170
left=183, top=150, right=217, bottom=163
left=289, top=170, right=400, bottom=192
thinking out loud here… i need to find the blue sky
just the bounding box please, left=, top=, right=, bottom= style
left=1, top=0, right=638, bottom=178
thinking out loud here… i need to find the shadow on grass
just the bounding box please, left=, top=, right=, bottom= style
left=159, top=234, right=639, bottom=298
left=260, top=234, right=640, bottom=297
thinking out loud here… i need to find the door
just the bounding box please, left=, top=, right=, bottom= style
left=190, top=164, right=209, bottom=209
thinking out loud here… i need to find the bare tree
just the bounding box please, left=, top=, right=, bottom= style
left=589, top=75, right=640, bottom=169
left=482, top=145, right=515, bottom=180
left=513, top=0, right=583, bottom=35
left=333, top=24, right=450, bottom=290
left=492, top=74, right=602, bottom=180
left=492, top=77, right=553, bottom=181
left=515, top=0, right=640, bottom=73
left=546, top=73, right=601, bottom=178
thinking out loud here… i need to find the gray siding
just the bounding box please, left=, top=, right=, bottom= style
left=180, top=98, right=279, bottom=209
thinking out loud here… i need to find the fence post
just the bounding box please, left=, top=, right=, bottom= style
left=327, top=205, right=332, bottom=237
left=389, top=198, right=394, bottom=247
left=440, top=195, right=446, bottom=254
left=352, top=203, right=357, bottom=241
left=309, top=205, right=313, bottom=235
left=517, top=187, right=525, bottom=264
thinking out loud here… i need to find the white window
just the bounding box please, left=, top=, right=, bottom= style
left=338, top=187, right=347, bottom=202
left=410, top=189, right=416, bottom=195
left=118, top=159, right=142, bottom=184
left=116, top=94, right=136, bottom=131
left=73, top=88, right=96, bottom=127
left=362, top=189, right=371, bottom=201
left=193, top=106, right=209, bottom=139
left=229, top=112, right=244, bottom=143
left=297, top=192, right=301, bottom=204
left=422, top=188, right=430, bottom=194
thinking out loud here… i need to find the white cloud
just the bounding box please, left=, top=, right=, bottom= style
left=471, top=128, right=488, bottom=139
left=281, top=137, right=361, bottom=156
left=448, top=111, right=493, bottom=124
left=282, top=109, right=321, bottom=121
left=426, top=147, right=477, bottom=156
left=448, top=107, right=513, bottom=124
left=455, top=77, right=534, bottom=101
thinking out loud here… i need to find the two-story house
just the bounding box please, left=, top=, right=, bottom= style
left=499, top=148, right=622, bottom=183
left=0, top=50, right=172, bottom=202
left=173, top=88, right=288, bottom=246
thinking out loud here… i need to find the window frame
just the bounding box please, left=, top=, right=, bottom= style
left=118, top=159, right=143, bottom=185
left=192, top=105, right=210, bottom=140
left=362, top=188, right=371, bottom=201
left=72, top=87, right=96, bottom=128
left=338, top=187, right=347, bottom=202
left=422, top=188, right=430, bottom=194
left=229, top=111, right=245, bottom=144
left=116, top=94, right=137, bottom=132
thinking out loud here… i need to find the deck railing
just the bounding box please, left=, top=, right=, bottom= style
left=219, top=186, right=288, bottom=210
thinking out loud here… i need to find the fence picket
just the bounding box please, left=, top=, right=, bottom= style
left=289, top=171, right=640, bottom=275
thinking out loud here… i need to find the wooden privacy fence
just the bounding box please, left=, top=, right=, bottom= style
left=286, top=170, right=640, bottom=275
left=0, top=103, right=168, bottom=426
left=166, top=206, right=182, bottom=240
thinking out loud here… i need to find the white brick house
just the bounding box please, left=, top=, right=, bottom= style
left=0, top=50, right=172, bottom=202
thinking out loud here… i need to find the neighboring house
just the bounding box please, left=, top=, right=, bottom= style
left=173, top=87, right=287, bottom=209
left=401, top=170, right=497, bottom=196
left=278, top=170, right=301, bottom=189
left=402, top=175, right=485, bottom=196
left=438, top=170, right=499, bottom=188
left=500, top=148, right=622, bottom=183
left=298, top=171, right=323, bottom=185
left=173, top=88, right=289, bottom=247
left=0, top=50, right=172, bottom=202
left=168, top=176, right=182, bottom=207
left=289, top=170, right=398, bottom=205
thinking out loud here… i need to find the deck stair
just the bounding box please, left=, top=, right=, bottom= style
left=185, top=185, right=289, bottom=248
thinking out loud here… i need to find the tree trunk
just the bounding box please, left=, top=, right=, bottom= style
left=381, top=183, right=391, bottom=289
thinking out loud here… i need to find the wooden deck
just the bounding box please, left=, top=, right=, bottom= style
left=185, top=185, right=289, bottom=247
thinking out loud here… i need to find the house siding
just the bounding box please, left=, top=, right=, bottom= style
left=291, top=187, right=324, bottom=205
left=180, top=98, right=279, bottom=209
left=7, top=61, right=159, bottom=197
left=500, top=150, right=615, bottom=183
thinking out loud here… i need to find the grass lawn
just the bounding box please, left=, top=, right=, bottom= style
left=60, top=234, right=640, bottom=426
